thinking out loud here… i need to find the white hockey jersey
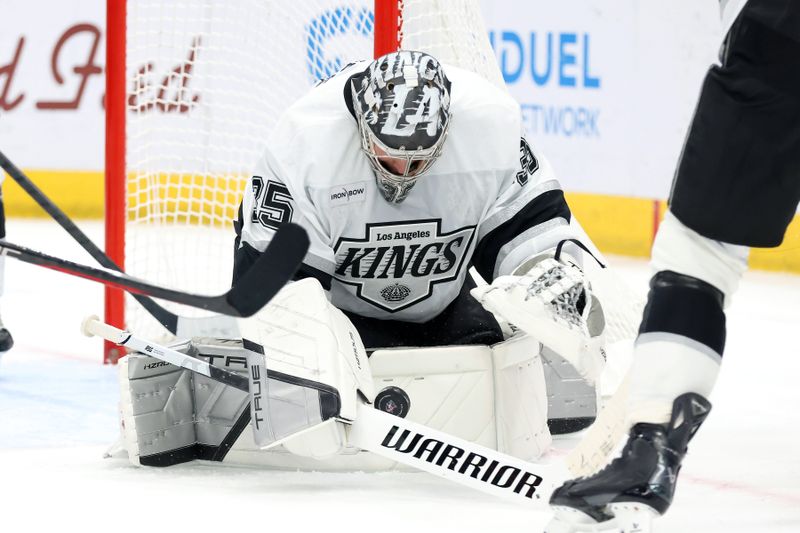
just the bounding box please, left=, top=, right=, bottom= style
left=237, top=61, right=585, bottom=323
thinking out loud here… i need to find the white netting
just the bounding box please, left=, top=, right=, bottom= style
left=400, top=0, right=505, bottom=89
left=122, top=0, right=641, bottom=348
left=124, top=0, right=374, bottom=338
left=122, top=0, right=501, bottom=340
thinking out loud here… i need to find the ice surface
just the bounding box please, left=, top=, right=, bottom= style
left=0, top=220, right=798, bottom=532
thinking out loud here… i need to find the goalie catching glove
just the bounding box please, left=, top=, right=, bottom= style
left=471, top=248, right=606, bottom=385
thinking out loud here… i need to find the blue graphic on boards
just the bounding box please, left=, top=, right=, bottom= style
left=304, top=6, right=604, bottom=140
left=306, top=7, right=373, bottom=82
left=489, top=31, right=601, bottom=89
left=489, top=30, right=602, bottom=139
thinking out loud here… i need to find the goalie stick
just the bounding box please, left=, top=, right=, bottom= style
left=0, top=223, right=308, bottom=317
left=564, top=373, right=630, bottom=477
left=0, top=149, right=238, bottom=336
left=82, top=316, right=564, bottom=508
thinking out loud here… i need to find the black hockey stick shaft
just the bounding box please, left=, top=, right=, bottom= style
left=0, top=223, right=308, bottom=316
left=1, top=149, right=192, bottom=332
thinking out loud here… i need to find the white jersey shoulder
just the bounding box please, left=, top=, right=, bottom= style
left=241, top=61, right=567, bottom=323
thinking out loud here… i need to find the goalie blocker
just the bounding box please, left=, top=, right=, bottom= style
left=114, top=278, right=564, bottom=470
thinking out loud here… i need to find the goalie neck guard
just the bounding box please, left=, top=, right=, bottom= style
left=350, top=51, right=452, bottom=203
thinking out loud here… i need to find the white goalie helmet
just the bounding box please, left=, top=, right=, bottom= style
left=350, top=51, right=452, bottom=203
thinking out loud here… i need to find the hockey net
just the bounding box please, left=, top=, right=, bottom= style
left=105, top=0, right=501, bottom=361
left=105, top=0, right=641, bottom=362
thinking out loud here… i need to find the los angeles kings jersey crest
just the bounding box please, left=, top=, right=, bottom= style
left=333, top=220, right=476, bottom=312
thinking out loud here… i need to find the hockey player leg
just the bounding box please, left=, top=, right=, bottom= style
left=98, top=309, right=567, bottom=504
left=547, top=212, right=744, bottom=529
left=625, top=212, right=746, bottom=423
left=0, top=255, right=12, bottom=356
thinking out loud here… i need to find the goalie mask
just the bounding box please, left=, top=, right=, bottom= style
left=351, top=51, right=452, bottom=203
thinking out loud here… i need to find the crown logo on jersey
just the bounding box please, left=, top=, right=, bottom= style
left=380, top=283, right=411, bottom=302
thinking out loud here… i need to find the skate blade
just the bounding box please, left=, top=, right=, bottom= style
left=546, top=504, right=658, bottom=533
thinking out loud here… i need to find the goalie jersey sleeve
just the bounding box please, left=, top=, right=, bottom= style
left=234, top=147, right=335, bottom=289
left=471, top=137, right=587, bottom=282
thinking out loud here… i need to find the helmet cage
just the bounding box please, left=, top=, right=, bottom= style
left=356, top=110, right=451, bottom=203
left=350, top=51, right=452, bottom=203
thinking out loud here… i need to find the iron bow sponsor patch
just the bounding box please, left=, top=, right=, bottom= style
left=329, top=181, right=368, bottom=207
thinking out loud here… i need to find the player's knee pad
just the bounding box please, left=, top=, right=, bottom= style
left=640, top=270, right=726, bottom=357
left=651, top=211, right=748, bottom=306
left=642, top=216, right=731, bottom=372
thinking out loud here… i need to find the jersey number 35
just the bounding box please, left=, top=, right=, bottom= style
left=251, top=176, right=294, bottom=230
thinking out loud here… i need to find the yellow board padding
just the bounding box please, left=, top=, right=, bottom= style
left=569, top=193, right=800, bottom=274
left=3, top=169, right=105, bottom=219
left=3, top=169, right=800, bottom=274
left=750, top=216, right=800, bottom=273
left=564, top=192, right=657, bottom=258
left=2, top=169, right=248, bottom=223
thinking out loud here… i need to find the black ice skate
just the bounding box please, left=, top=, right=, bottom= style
left=546, top=393, right=711, bottom=533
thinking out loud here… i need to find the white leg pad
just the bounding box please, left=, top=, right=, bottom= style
left=370, top=345, right=498, bottom=450
left=492, top=335, right=552, bottom=460
left=223, top=337, right=552, bottom=470
left=224, top=344, right=501, bottom=471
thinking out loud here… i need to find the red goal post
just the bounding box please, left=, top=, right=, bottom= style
left=105, top=0, right=126, bottom=364
left=103, top=0, right=500, bottom=363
